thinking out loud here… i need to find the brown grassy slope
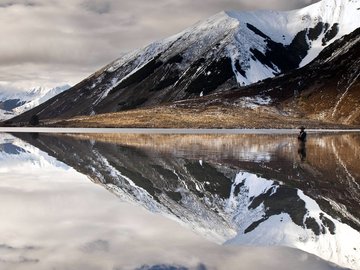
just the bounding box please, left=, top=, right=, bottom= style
left=283, top=79, right=360, bottom=125
left=46, top=104, right=358, bottom=129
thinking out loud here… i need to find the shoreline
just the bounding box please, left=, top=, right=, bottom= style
left=1, top=127, right=360, bottom=134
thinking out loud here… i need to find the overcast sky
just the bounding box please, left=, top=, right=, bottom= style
left=0, top=0, right=319, bottom=93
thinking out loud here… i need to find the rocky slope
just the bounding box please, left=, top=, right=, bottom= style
left=104, top=25, right=359, bottom=128
left=210, top=26, right=360, bottom=125
left=8, top=0, right=360, bottom=124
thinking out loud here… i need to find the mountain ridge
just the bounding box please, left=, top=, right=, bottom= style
left=44, top=25, right=360, bottom=129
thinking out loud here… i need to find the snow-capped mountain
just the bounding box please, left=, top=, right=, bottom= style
left=170, top=26, right=360, bottom=126
left=8, top=0, right=360, bottom=124
left=0, top=85, right=70, bottom=121
left=13, top=85, right=71, bottom=115
left=14, top=132, right=360, bottom=269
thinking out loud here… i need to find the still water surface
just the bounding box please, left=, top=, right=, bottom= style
left=0, top=130, right=359, bottom=270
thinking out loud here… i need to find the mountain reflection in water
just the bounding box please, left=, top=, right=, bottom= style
left=5, top=132, right=360, bottom=269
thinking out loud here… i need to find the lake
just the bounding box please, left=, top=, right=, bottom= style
left=0, top=129, right=359, bottom=270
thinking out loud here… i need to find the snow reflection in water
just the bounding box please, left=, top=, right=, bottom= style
left=0, top=132, right=359, bottom=270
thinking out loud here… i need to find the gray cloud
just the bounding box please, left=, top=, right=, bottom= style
left=0, top=244, right=40, bottom=251
left=0, top=0, right=320, bottom=91
left=81, top=0, right=111, bottom=14
left=135, top=265, right=190, bottom=270
left=80, top=239, right=110, bottom=253
left=0, top=256, right=39, bottom=265
left=0, top=0, right=40, bottom=8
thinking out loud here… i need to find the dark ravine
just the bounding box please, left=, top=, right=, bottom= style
left=246, top=23, right=310, bottom=72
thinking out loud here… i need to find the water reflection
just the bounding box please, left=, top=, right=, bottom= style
left=20, top=132, right=359, bottom=228
left=298, top=141, right=307, bottom=162
left=2, top=132, right=360, bottom=270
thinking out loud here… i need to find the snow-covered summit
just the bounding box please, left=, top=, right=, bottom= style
left=225, top=0, right=358, bottom=42
left=217, top=0, right=359, bottom=83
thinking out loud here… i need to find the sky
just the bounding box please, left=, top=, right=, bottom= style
left=0, top=0, right=319, bottom=93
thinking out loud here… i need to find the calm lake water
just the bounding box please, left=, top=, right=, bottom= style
left=0, top=130, right=359, bottom=270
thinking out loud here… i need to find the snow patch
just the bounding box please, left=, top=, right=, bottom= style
left=236, top=96, right=272, bottom=109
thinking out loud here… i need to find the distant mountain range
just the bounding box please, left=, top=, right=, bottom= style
left=0, top=85, right=70, bottom=121
left=5, top=0, right=360, bottom=127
